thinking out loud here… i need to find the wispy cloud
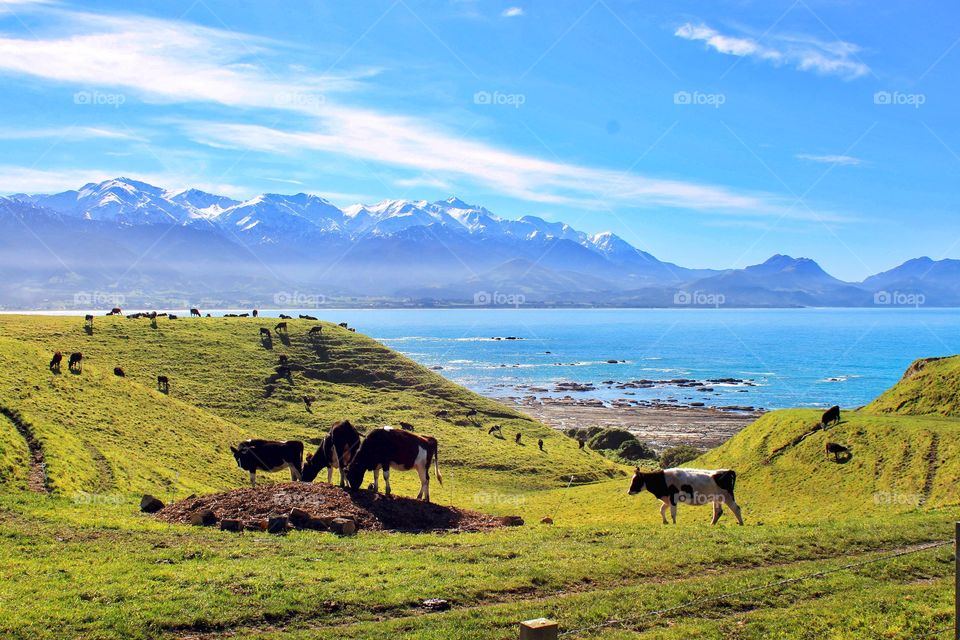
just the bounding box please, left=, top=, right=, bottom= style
left=501, top=7, right=524, bottom=18
left=796, top=153, right=862, bottom=166
left=0, top=126, right=146, bottom=142
left=675, top=22, right=870, bottom=79
left=0, top=4, right=843, bottom=221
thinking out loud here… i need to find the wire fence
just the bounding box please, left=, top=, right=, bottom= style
left=557, top=539, right=953, bottom=638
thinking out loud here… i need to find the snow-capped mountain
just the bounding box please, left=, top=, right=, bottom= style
left=2, top=178, right=958, bottom=308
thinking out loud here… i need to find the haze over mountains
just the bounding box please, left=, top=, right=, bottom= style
left=0, top=178, right=955, bottom=309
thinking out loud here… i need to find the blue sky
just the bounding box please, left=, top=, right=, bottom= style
left=0, top=0, right=956, bottom=280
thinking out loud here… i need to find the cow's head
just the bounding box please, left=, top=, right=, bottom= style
left=230, top=444, right=251, bottom=469
left=345, top=462, right=366, bottom=491
left=628, top=468, right=645, bottom=495
left=300, top=448, right=330, bottom=483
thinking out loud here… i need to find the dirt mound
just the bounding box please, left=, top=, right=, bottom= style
left=155, top=482, right=509, bottom=532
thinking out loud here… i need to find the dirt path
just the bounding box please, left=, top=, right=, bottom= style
left=920, top=432, right=940, bottom=507
left=169, top=539, right=945, bottom=639
left=0, top=406, right=48, bottom=493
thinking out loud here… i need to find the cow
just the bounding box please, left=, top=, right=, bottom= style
left=338, top=322, right=348, bottom=328
left=302, top=396, right=314, bottom=412
left=435, top=410, right=449, bottom=418
left=515, top=432, right=522, bottom=444
left=488, top=424, right=502, bottom=435
left=275, top=322, right=288, bottom=334
left=49, top=351, right=63, bottom=371
left=68, top=352, right=83, bottom=372
left=578, top=439, right=585, bottom=449
left=301, top=420, right=362, bottom=487
left=259, top=327, right=271, bottom=339
left=84, top=314, right=94, bottom=327
left=825, top=442, right=851, bottom=462
left=113, top=367, right=125, bottom=377
left=821, top=405, right=841, bottom=427
left=309, top=326, right=323, bottom=335
left=346, top=428, right=442, bottom=502
left=278, top=354, right=289, bottom=366
left=466, top=408, right=478, bottom=417
left=237, top=313, right=249, bottom=318
left=157, top=375, right=169, bottom=393
left=168, top=314, right=178, bottom=320
left=279, top=314, right=292, bottom=320
left=230, top=439, right=304, bottom=488
left=108, top=307, right=122, bottom=316
left=190, top=308, right=201, bottom=317
left=252, top=309, right=258, bottom=318
left=628, top=467, right=744, bottom=526
left=299, top=314, right=318, bottom=321
left=399, top=421, right=415, bottom=431
left=538, top=439, right=544, bottom=451
left=348, top=328, right=356, bottom=332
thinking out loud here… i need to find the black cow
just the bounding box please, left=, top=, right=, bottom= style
left=299, top=314, right=318, bottom=321
left=346, top=428, right=442, bottom=502
left=302, top=396, right=314, bottom=412
left=399, top=421, right=415, bottom=431
left=113, top=367, right=125, bottom=377
left=68, top=352, right=83, bottom=372
left=190, top=308, right=201, bottom=317
left=538, top=439, right=544, bottom=451
left=465, top=408, right=478, bottom=417
left=825, top=442, right=851, bottom=462
left=279, top=314, right=292, bottom=320
left=252, top=309, right=258, bottom=318
left=49, top=351, right=63, bottom=371
left=302, top=420, right=361, bottom=486
left=157, top=375, right=169, bottom=393
left=821, top=405, right=841, bottom=427
left=275, top=322, right=288, bottom=334
left=309, top=326, right=323, bottom=335
left=515, top=432, right=522, bottom=444
left=230, top=439, right=304, bottom=487
left=168, top=314, right=178, bottom=320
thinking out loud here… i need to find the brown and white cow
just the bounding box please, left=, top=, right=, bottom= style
left=346, top=428, right=442, bottom=502
left=301, top=420, right=361, bottom=487
left=230, top=439, right=304, bottom=487
left=628, top=467, right=744, bottom=525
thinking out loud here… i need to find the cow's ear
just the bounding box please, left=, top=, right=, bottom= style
left=635, top=466, right=641, bottom=474
left=306, top=453, right=313, bottom=462
left=230, top=446, right=238, bottom=455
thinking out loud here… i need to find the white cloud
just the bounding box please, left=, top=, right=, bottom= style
left=796, top=153, right=862, bottom=166
left=0, top=4, right=841, bottom=221
left=675, top=22, right=869, bottom=79
left=0, top=126, right=145, bottom=142
left=501, top=7, right=524, bottom=18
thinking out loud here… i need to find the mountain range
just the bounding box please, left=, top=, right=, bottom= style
left=0, top=177, right=955, bottom=309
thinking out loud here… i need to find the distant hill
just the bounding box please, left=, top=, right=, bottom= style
left=2, top=178, right=959, bottom=308
left=863, top=355, right=960, bottom=417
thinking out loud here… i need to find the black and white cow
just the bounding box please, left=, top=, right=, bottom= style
left=230, top=439, right=304, bottom=487
left=301, top=420, right=361, bottom=486
left=628, top=467, right=743, bottom=525
left=346, top=427, right=442, bottom=502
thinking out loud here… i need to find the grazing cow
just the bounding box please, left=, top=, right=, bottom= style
left=628, top=467, right=744, bottom=525
left=821, top=405, right=841, bottom=427
left=346, top=428, right=442, bottom=502
left=825, top=442, right=851, bottom=462
left=275, top=322, right=288, bottom=334
left=190, top=308, right=201, bottom=317
left=348, top=328, right=356, bottom=332
left=230, top=439, right=304, bottom=487
left=108, top=307, right=122, bottom=316
left=302, top=396, right=314, bottom=412
left=279, top=314, right=292, bottom=320
left=84, top=314, right=94, bottom=327
left=338, top=322, right=348, bottom=328
left=435, top=410, right=449, bottom=418
left=168, top=314, right=178, bottom=320
left=278, top=354, right=289, bottom=365
left=49, top=351, right=63, bottom=371
left=515, top=432, right=522, bottom=444
left=466, top=408, right=478, bottom=417
left=157, top=375, right=169, bottom=393
left=113, top=367, right=125, bottom=377
left=538, top=439, right=544, bottom=451
left=299, top=314, right=318, bottom=321
left=399, top=421, right=415, bottom=431
left=259, top=327, right=271, bottom=339
left=302, top=420, right=362, bottom=486
left=309, top=326, right=323, bottom=335
left=488, top=424, right=502, bottom=435
left=68, top=352, right=83, bottom=372
left=578, top=440, right=585, bottom=449
left=237, top=313, right=249, bottom=318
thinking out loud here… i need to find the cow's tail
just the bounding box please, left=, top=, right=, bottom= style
left=431, top=438, right=443, bottom=485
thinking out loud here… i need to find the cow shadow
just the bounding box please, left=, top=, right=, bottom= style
left=832, top=451, right=853, bottom=464
left=83, top=326, right=93, bottom=336
left=346, top=488, right=466, bottom=532
left=276, top=332, right=291, bottom=347
left=260, top=335, right=273, bottom=350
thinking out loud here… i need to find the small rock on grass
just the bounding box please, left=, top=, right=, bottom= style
left=140, top=495, right=165, bottom=513
left=422, top=598, right=450, bottom=611
left=219, top=518, right=243, bottom=532
left=267, top=516, right=289, bottom=534
left=189, top=509, right=217, bottom=526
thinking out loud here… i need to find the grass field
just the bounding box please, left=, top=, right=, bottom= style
left=0, top=314, right=957, bottom=639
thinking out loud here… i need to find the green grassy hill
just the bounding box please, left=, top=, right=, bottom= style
left=864, top=355, right=960, bottom=416
left=0, top=314, right=616, bottom=499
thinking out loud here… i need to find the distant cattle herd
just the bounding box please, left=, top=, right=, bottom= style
left=46, top=308, right=848, bottom=520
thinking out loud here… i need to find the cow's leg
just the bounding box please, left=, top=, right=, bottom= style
left=372, top=467, right=380, bottom=493
left=711, top=499, right=723, bottom=525
left=416, top=463, right=429, bottom=502
left=382, top=466, right=392, bottom=497
left=669, top=501, right=678, bottom=524
left=727, top=494, right=744, bottom=525
left=289, top=463, right=302, bottom=482
left=659, top=499, right=670, bottom=524
left=327, top=465, right=334, bottom=484
left=329, top=448, right=339, bottom=486
left=249, top=471, right=257, bottom=488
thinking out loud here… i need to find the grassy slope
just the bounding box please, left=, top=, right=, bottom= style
left=0, top=314, right=616, bottom=497
left=0, top=315, right=957, bottom=639
left=864, top=355, right=960, bottom=416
